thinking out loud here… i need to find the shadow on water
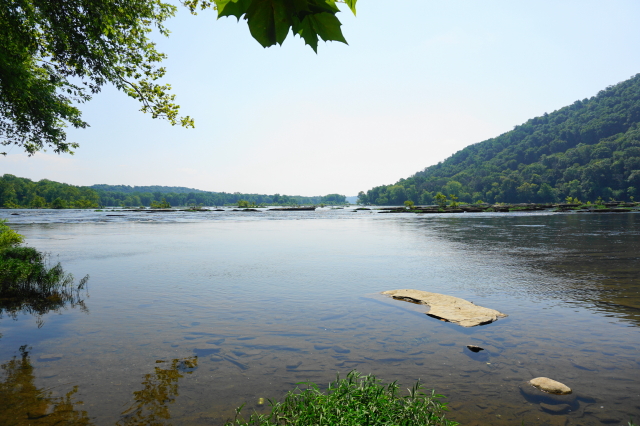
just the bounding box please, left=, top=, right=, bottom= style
left=416, top=213, right=640, bottom=325
left=0, top=346, right=93, bottom=425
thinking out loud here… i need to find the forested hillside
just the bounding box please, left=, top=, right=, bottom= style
left=359, top=74, right=640, bottom=205
left=0, top=174, right=100, bottom=208
left=0, top=175, right=346, bottom=208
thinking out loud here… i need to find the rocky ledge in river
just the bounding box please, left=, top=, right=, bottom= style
left=381, top=289, right=507, bottom=327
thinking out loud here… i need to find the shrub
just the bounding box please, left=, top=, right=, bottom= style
left=225, top=371, right=457, bottom=426
left=0, top=247, right=88, bottom=324
left=0, top=219, right=24, bottom=250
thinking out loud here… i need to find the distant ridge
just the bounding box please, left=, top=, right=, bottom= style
left=359, top=74, right=640, bottom=205
left=1, top=176, right=348, bottom=207
left=90, top=184, right=207, bottom=194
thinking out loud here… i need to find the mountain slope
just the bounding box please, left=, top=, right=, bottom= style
left=359, top=74, right=640, bottom=205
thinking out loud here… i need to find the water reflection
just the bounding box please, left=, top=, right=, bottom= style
left=0, top=346, right=93, bottom=425
left=415, top=213, right=640, bottom=325
left=117, top=357, right=198, bottom=426
left=0, top=277, right=88, bottom=329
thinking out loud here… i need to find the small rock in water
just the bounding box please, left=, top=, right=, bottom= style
left=529, top=377, right=572, bottom=395
left=466, top=345, right=484, bottom=352
left=519, top=382, right=576, bottom=406
left=540, top=402, right=571, bottom=414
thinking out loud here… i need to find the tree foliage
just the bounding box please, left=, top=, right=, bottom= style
left=0, top=174, right=347, bottom=207
left=359, top=74, right=640, bottom=205
left=1, top=0, right=195, bottom=156
left=1, top=0, right=356, bottom=156
left=186, top=0, right=357, bottom=52
left=0, top=174, right=99, bottom=208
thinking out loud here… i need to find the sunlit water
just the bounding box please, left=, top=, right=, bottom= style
left=1, top=209, right=639, bottom=425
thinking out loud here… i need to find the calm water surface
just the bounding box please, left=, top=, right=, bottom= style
left=1, top=209, right=639, bottom=425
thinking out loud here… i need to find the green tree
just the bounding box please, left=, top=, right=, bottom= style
left=403, top=200, right=415, bottom=209
left=448, top=194, right=459, bottom=208
left=434, top=192, right=447, bottom=209
left=150, top=198, right=171, bottom=208
left=51, top=197, right=67, bottom=209
left=1, top=0, right=357, bottom=156
left=29, top=195, right=47, bottom=208
left=357, top=191, right=369, bottom=205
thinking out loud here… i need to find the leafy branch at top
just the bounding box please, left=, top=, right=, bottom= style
left=184, top=0, right=357, bottom=52
left=0, top=0, right=357, bottom=157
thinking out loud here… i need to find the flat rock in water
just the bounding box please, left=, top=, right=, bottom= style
left=381, top=289, right=507, bottom=327
left=529, top=377, right=572, bottom=395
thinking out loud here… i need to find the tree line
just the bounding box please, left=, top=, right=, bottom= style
left=96, top=189, right=346, bottom=207
left=0, top=174, right=100, bottom=208
left=358, top=74, right=640, bottom=205
left=0, top=174, right=346, bottom=208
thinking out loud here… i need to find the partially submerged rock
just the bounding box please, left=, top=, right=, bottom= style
left=529, top=377, right=572, bottom=395
left=519, top=382, right=577, bottom=406
left=381, top=289, right=507, bottom=327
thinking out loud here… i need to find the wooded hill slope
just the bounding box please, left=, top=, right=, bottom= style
left=358, top=74, right=640, bottom=205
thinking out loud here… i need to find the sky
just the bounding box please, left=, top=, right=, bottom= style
left=3, top=0, right=640, bottom=196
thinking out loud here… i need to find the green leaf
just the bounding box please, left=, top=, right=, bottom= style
left=344, top=0, right=357, bottom=15
left=214, top=0, right=251, bottom=19
left=244, top=0, right=295, bottom=47
left=293, top=15, right=318, bottom=51
left=307, top=12, right=346, bottom=43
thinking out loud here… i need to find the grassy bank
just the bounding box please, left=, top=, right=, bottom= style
left=0, top=220, right=88, bottom=325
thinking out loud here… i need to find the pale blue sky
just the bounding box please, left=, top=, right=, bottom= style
left=4, top=0, right=640, bottom=196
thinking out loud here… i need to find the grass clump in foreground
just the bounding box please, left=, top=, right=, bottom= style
left=226, top=371, right=458, bottom=426
left=0, top=220, right=88, bottom=325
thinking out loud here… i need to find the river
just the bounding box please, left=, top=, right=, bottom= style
left=1, top=208, right=638, bottom=425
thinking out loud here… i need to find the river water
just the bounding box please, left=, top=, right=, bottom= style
left=1, top=209, right=639, bottom=425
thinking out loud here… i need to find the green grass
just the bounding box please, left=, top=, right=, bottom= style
left=0, top=246, right=88, bottom=323
left=225, top=371, right=457, bottom=426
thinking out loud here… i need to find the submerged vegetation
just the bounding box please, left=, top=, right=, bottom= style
left=0, top=219, right=88, bottom=326
left=359, top=74, right=640, bottom=205
left=226, top=371, right=456, bottom=426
